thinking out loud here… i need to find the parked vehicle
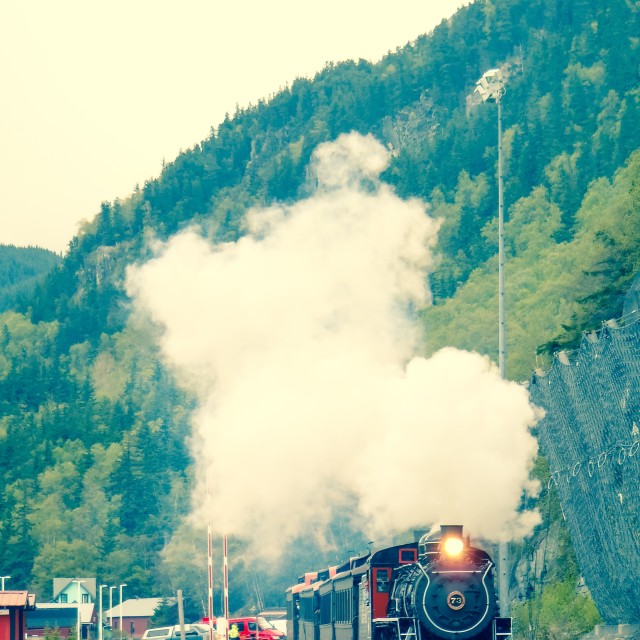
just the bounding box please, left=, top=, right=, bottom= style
left=227, top=617, right=285, bottom=640
left=167, top=624, right=211, bottom=640
left=142, top=628, right=173, bottom=640
left=258, top=610, right=287, bottom=635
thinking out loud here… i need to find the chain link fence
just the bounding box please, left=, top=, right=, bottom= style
left=530, top=318, right=640, bottom=624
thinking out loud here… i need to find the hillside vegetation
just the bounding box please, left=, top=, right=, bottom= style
left=0, top=245, right=60, bottom=313
left=1, top=0, right=639, bottom=635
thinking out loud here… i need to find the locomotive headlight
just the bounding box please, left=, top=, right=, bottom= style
left=442, top=536, right=464, bottom=558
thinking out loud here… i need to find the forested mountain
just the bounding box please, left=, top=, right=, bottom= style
left=0, top=245, right=60, bottom=313
left=1, top=0, right=639, bottom=636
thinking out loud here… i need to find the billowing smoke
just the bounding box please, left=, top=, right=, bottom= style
left=126, top=132, right=540, bottom=558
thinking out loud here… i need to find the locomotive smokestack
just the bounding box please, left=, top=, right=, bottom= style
left=439, top=524, right=463, bottom=539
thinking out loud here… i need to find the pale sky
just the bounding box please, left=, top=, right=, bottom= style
left=0, top=0, right=468, bottom=254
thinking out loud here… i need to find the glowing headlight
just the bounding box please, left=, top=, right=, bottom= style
left=443, top=537, right=464, bottom=557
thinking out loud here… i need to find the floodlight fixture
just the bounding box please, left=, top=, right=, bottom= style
left=474, top=68, right=505, bottom=103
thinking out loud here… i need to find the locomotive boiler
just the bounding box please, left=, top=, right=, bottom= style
left=285, top=525, right=511, bottom=640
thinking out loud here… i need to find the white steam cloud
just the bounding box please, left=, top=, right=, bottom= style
left=126, top=132, right=540, bottom=558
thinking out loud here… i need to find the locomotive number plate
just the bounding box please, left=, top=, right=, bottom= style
left=447, top=591, right=465, bottom=610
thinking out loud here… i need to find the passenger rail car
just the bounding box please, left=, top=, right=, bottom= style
left=286, top=525, right=511, bottom=640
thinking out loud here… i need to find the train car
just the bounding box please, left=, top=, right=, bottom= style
left=286, top=525, right=510, bottom=640
left=287, top=573, right=318, bottom=640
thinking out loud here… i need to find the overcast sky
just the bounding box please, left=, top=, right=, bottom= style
left=0, top=0, right=468, bottom=254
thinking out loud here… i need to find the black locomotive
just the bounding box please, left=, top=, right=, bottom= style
left=285, top=525, right=511, bottom=640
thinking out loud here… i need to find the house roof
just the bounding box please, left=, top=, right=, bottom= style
left=105, top=597, right=164, bottom=618
left=52, top=578, right=96, bottom=600
left=0, top=591, right=31, bottom=607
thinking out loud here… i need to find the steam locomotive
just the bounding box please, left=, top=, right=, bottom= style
left=285, top=525, right=511, bottom=640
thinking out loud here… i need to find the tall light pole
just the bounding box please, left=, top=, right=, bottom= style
left=119, top=583, right=127, bottom=640
left=109, top=586, right=117, bottom=629
left=474, top=68, right=507, bottom=379
left=72, top=579, right=85, bottom=640
left=473, top=67, right=509, bottom=616
left=0, top=576, right=10, bottom=591
left=99, top=584, right=107, bottom=640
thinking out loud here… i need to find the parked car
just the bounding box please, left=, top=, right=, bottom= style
left=227, top=617, right=285, bottom=640
left=143, top=628, right=173, bottom=640
left=167, top=624, right=211, bottom=640
left=258, top=610, right=287, bottom=635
